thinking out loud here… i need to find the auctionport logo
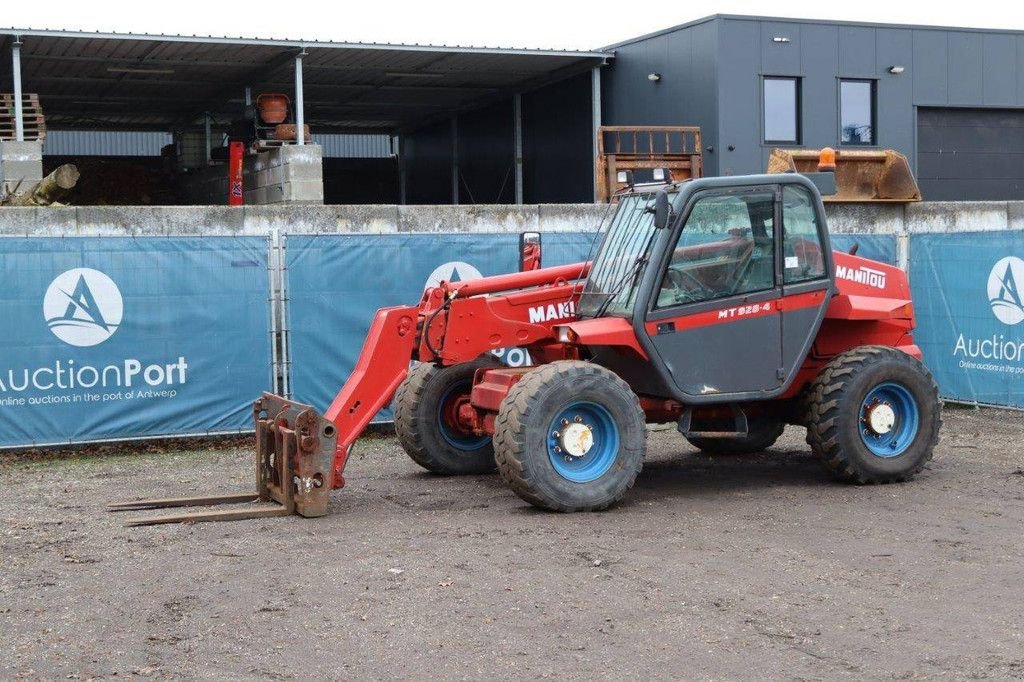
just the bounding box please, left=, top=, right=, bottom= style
left=43, top=268, right=123, bottom=347
left=988, top=256, right=1024, bottom=326
left=424, top=261, right=483, bottom=290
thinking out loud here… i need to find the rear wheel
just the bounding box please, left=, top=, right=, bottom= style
left=493, top=361, right=646, bottom=512
left=394, top=356, right=500, bottom=475
left=805, top=346, right=941, bottom=483
left=684, top=419, right=785, bottom=455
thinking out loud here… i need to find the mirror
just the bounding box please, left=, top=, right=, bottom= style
left=520, top=231, right=542, bottom=271
left=653, top=190, right=671, bottom=229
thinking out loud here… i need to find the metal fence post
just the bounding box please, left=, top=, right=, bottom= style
left=12, top=38, right=24, bottom=142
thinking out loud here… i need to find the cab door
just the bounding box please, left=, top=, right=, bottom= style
left=642, top=186, right=784, bottom=400
left=778, top=184, right=833, bottom=374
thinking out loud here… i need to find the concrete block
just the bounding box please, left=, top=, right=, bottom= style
left=0, top=140, right=44, bottom=161
left=2, top=179, right=26, bottom=196
left=264, top=184, right=284, bottom=204
left=280, top=163, right=322, bottom=183
left=824, top=203, right=906, bottom=235
left=904, top=201, right=1009, bottom=233
left=538, top=204, right=606, bottom=233
left=265, top=147, right=283, bottom=169
left=30, top=206, right=78, bottom=236
left=0, top=207, right=39, bottom=234
left=0, top=159, right=44, bottom=183
left=398, top=204, right=539, bottom=233
left=246, top=152, right=270, bottom=173
left=279, top=144, right=322, bottom=168
left=245, top=187, right=268, bottom=205
left=331, top=205, right=400, bottom=233
left=243, top=204, right=345, bottom=233
left=1007, top=202, right=1024, bottom=230
left=75, top=205, right=246, bottom=235
left=278, top=180, right=323, bottom=203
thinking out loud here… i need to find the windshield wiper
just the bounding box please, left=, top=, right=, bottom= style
left=591, top=229, right=659, bottom=318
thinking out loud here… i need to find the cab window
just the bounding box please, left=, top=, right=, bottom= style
left=656, top=191, right=776, bottom=308
left=781, top=185, right=826, bottom=284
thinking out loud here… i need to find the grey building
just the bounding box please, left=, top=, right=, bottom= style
left=602, top=15, right=1024, bottom=201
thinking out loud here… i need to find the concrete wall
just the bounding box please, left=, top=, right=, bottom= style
left=0, top=203, right=610, bottom=236
left=1, top=200, right=1021, bottom=238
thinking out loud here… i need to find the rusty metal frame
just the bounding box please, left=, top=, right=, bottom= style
left=108, top=393, right=336, bottom=525
left=595, top=126, right=703, bottom=202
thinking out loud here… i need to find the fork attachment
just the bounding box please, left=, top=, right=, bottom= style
left=108, top=393, right=338, bottom=526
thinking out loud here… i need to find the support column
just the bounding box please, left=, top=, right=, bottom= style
left=591, top=66, right=602, bottom=203
left=451, top=116, right=459, bottom=205
left=12, top=39, right=24, bottom=142
left=295, top=50, right=306, bottom=146
left=396, top=135, right=407, bottom=205
left=204, top=114, right=212, bottom=164
left=513, top=93, right=523, bottom=204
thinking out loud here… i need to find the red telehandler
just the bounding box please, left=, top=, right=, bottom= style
left=112, top=162, right=941, bottom=524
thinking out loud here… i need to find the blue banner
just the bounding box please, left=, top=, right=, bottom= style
left=286, top=233, right=520, bottom=419
left=0, top=237, right=272, bottom=446
left=910, top=231, right=1024, bottom=408
left=830, top=234, right=897, bottom=266
left=542, top=231, right=599, bottom=267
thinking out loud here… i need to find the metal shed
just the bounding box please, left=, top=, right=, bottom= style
left=0, top=28, right=610, bottom=204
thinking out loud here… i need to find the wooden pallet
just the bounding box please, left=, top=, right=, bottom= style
left=0, top=93, right=46, bottom=142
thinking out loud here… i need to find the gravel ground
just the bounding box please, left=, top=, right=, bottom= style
left=1, top=407, right=1023, bottom=680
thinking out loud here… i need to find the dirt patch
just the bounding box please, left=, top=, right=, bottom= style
left=2, top=408, right=1023, bottom=679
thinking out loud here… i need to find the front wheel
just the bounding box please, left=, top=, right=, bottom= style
left=805, top=346, right=941, bottom=484
left=393, top=356, right=500, bottom=475
left=493, top=361, right=646, bottom=512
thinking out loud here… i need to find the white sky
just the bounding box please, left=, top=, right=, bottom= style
left=3, top=0, right=1021, bottom=50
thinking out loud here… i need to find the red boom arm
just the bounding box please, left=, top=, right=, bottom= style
left=323, top=262, right=590, bottom=488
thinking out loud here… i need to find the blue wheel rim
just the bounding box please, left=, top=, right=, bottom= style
left=546, top=401, right=620, bottom=483
left=858, top=382, right=919, bottom=458
left=437, top=382, right=491, bottom=451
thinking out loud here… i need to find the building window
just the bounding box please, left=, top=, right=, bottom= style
left=840, top=79, right=876, bottom=145
left=763, top=77, right=801, bottom=144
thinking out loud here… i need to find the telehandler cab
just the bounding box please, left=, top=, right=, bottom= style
left=112, top=162, right=941, bottom=524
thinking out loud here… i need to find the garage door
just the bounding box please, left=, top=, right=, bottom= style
left=917, top=107, right=1024, bottom=201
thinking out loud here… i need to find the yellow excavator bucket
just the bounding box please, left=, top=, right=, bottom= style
left=767, top=148, right=921, bottom=202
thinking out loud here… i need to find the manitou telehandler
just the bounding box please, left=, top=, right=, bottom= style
left=112, top=157, right=941, bottom=524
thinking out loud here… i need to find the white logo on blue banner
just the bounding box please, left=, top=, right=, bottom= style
left=43, top=268, right=124, bottom=347
left=988, top=256, right=1024, bottom=326
left=424, top=261, right=483, bottom=290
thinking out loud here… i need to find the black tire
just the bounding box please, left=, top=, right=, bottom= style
left=493, top=361, right=646, bottom=512
left=685, top=420, right=785, bottom=455
left=805, top=346, right=941, bottom=484
left=393, top=356, right=500, bottom=475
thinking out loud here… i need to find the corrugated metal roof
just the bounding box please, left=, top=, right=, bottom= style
left=0, top=27, right=611, bottom=56
left=0, top=29, right=610, bottom=134
left=45, top=130, right=172, bottom=156
left=312, top=134, right=391, bottom=158
left=44, top=129, right=391, bottom=157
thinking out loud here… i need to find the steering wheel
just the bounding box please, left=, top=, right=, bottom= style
left=664, top=267, right=716, bottom=302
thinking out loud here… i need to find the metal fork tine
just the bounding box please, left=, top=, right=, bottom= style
left=123, top=505, right=292, bottom=527
left=107, top=493, right=259, bottom=512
